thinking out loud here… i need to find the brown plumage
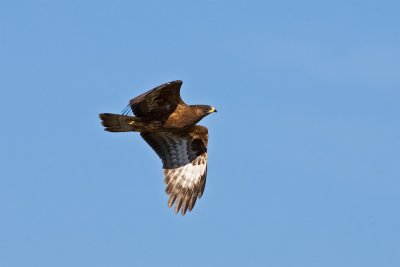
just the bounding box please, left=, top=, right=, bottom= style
left=99, top=80, right=216, bottom=215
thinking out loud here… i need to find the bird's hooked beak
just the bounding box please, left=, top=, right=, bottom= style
left=208, top=107, right=217, bottom=113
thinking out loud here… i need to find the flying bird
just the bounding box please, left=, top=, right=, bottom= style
left=99, top=80, right=217, bottom=215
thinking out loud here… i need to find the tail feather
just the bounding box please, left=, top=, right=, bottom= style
left=99, top=113, right=162, bottom=132
left=99, top=113, right=140, bottom=132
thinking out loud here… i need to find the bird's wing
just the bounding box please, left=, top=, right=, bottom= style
left=141, top=126, right=208, bottom=215
left=126, top=80, right=184, bottom=121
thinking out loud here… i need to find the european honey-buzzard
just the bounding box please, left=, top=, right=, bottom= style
left=99, top=80, right=217, bottom=215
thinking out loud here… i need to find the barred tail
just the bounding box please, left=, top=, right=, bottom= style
left=99, top=113, right=141, bottom=132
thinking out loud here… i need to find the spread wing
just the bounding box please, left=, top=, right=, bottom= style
left=141, top=126, right=208, bottom=215
left=126, top=80, right=184, bottom=122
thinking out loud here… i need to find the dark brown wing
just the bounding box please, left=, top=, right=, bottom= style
left=141, top=126, right=208, bottom=215
left=128, top=80, right=184, bottom=122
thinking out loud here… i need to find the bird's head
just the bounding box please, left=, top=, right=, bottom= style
left=196, top=105, right=217, bottom=116
left=190, top=105, right=217, bottom=123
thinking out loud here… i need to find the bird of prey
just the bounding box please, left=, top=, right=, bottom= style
left=99, top=80, right=217, bottom=215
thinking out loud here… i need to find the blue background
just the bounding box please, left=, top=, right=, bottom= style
left=1, top=1, right=399, bottom=266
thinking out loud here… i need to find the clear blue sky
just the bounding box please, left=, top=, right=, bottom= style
left=1, top=1, right=399, bottom=266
